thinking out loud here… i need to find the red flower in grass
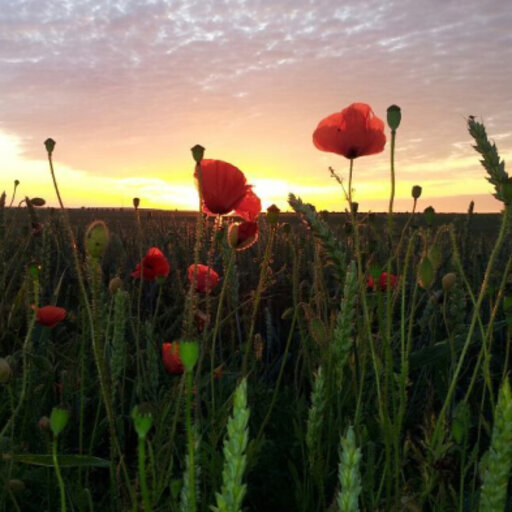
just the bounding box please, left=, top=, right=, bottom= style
left=162, top=342, right=184, bottom=375
left=37, top=305, right=66, bottom=328
left=132, top=247, right=170, bottom=282
left=367, top=272, right=398, bottom=292
left=187, top=264, right=220, bottom=293
left=196, top=159, right=251, bottom=215
left=313, top=103, right=386, bottom=159
left=227, top=221, right=259, bottom=251
left=234, top=189, right=262, bottom=221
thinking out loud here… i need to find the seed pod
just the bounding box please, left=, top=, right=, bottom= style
left=178, top=340, right=200, bottom=372
left=266, top=204, right=280, bottom=226
left=387, top=104, right=402, bottom=130
left=50, top=406, right=70, bottom=437
left=412, top=185, right=422, bottom=199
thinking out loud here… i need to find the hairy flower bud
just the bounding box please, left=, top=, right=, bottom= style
left=85, top=220, right=110, bottom=258
left=412, top=185, right=422, bottom=199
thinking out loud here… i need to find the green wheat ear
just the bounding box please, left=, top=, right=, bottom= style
left=306, top=366, right=327, bottom=469
left=479, top=379, right=512, bottom=512
left=467, top=116, right=509, bottom=203
left=336, top=426, right=362, bottom=512
left=288, top=193, right=346, bottom=285
left=211, top=378, right=250, bottom=512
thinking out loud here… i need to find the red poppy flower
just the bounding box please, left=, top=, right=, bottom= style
left=162, top=342, right=184, bottom=374
left=313, top=103, right=386, bottom=159
left=187, top=264, right=220, bottom=293
left=227, top=221, right=259, bottom=251
left=196, top=159, right=251, bottom=215
left=37, top=305, right=66, bottom=328
left=234, top=189, right=262, bottom=221
left=132, top=247, right=170, bottom=282
left=378, top=272, right=398, bottom=291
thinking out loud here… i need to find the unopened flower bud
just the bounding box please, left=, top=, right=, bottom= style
left=412, top=185, right=422, bottom=199
left=131, top=404, right=153, bottom=439
left=50, top=406, right=69, bottom=437
left=85, top=220, right=110, bottom=258
left=44, top=138, right=56, bottom=155
left=442, top=272, right=456, bottom=292
left=387, top=105, right=401, bottom=131
left=30, top=197, right=46, bottom=207
left=418, top=256, right=435, bottom=289
left=423, top=206, right=435, bottom=227
left=0, top=358, right=12, bottom=384
left=191, top=144, right=205, bottom=164
left=178, top=340, right=200, bottom=372
left=266, top=204, right=280, bottom=226
left=108, top=276, right=123, bottom=294
left=133, top=197, right=140, bottom=209
left=14, top=179, right=20, bottom=187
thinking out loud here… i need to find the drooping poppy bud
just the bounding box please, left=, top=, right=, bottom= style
left=108, top=276, right=123, bottom=294
left=37, top=305, right=67, bottom=328
left=187, top=264, right=219, bottom=293
left=162, top=342, right=184, bottom=374
left=227, top=221, right=259, bottom=251
left=423, top=206, right=435, bottom=227
left=30, top=197, right=46, bottom=207
left=442, top=272, right=456, bottom=292
left=85, top=220, right=110, bottom=259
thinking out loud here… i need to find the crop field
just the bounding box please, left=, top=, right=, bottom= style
left=1, top=111, right=512, bottom=512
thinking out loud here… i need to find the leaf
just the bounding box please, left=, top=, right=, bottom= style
left=2, top=453, right=110, bottom=468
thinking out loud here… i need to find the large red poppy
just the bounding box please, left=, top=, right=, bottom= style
left=196, top=159, right=251, bottom=215
left=162, top=342, right=184, bottom=374
left=132, top=247, right=170, bottom=282
left=367, top=272, right=398, bottom=292
left=234, top=189, right=261, bottom=221
left=37, top=305, right=66, bottom=328
left=313, top=103, right=386, bottom=159
left=187, top=264, right=220, bottom=293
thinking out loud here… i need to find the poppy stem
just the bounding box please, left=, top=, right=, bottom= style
left=388, top=128, right=396, bottom=249
left=348, top=158, right=354, bottom=205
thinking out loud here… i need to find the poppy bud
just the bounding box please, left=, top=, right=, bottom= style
left=227, top=221, right=259, bottom=251
left=30, top=197, right=46, bottom=207
left=411, top=185, right=422, bottom=199
left=50, top=406, right=69, bottom=437
left=44, top=138, right=56, bottom=155
left=442, top=272, right=456, bottom=292
left=8, top=480, right=25, bottom=492
left=423, top=206, right=435, bottom=227
left=131, top=404, right=153, bottom=439
left=0, top=358, right=12, bottom=384
left=38, top=415, right=51, bottom=430
left=14, top=179, right=20, bottom=187
left=133, top=197, right=140, bottom=209
left=85, top=220, right=110, bottom=258
left=108, top=276, right=123, bottom=294
left=178, top=340, right=200, bottom=372
left=418, top=256, right=435, bottom=289
left=387, top=105, right=401, bottom=131
left=266, top=204, right=280, bottom=226
left=191, top=144, right=205, bottom=164
left=28, top=263, right=41, bottom=280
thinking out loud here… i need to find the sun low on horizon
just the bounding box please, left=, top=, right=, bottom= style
left=1, top=0, right=511, bottom=214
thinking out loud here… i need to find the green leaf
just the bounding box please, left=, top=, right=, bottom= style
left=2, top=453, right=110, bottom=468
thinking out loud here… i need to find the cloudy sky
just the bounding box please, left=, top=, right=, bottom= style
left=1, top=0, right=511, bottom=212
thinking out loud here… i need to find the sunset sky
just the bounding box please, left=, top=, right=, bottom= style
left=1, top=0, right=511, bottom=212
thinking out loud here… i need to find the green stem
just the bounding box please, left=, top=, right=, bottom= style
left=185, top=370, right=196, bottom=512
left=52, top=436, right=67, bottom=512
left=431, top=204, right=510, bottom=448
left=138, top=438, right=151, bottom=512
